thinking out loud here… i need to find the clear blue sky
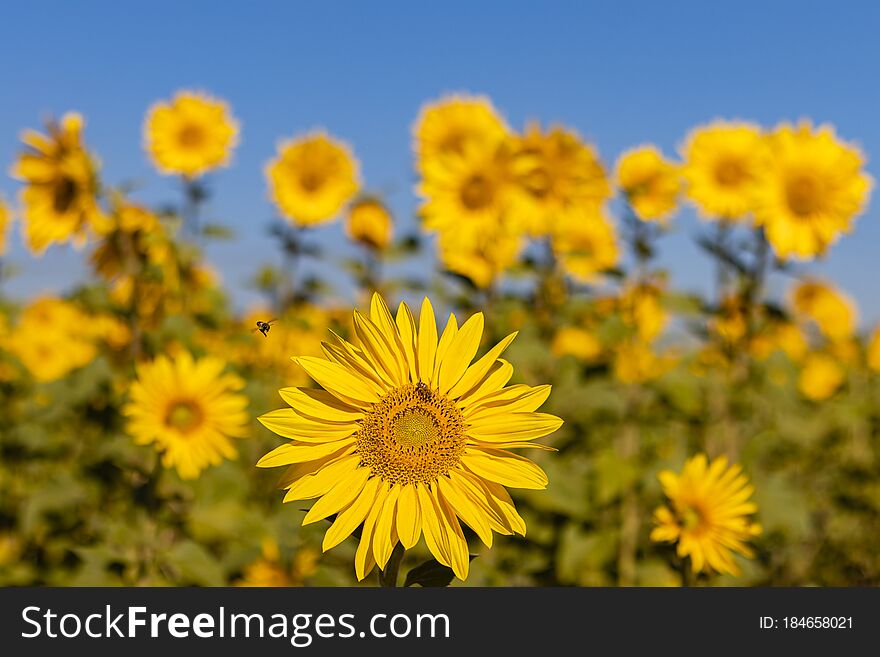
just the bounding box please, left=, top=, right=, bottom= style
left=1, top=1, right=878, bottom=324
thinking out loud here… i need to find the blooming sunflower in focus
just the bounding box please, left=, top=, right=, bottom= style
left=346, top=198, right=393, bottom=251
left=652, top=454, right=762, bottom=576
left=418, top=139, right=520, bottom=238
left=754, top=122, right=872, bottom=259
left=0, top=198, right=10, bottom=256
left=789, top=279, right=856, bottom=341
left=144, top=91, right=239, bottom=178
left=413, top=94, right=508, bottom=172
left=551, top=208, right=619, bottom=283
left=437, top=221, right=524, bottom=289
left=257, top=293, right=562, bottom=581
left=10, top=113, right=108, bottom=253
left=681, top=121, right=769, bottom=221
left=266, top=131, right=360, bottom=226
left=124, top=352, right=250, bottom=479
left=615, top=145, right=681, bottom=223
left=510, top=123, right=611, bottom=236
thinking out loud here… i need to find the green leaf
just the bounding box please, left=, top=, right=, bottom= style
left=403, top=556, right=475, bottom=587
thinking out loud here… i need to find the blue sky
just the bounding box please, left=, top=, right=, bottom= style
left=1, top=1, right=878, bottom=323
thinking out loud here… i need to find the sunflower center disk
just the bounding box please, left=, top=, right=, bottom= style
left=715, top=159, right=744, bottom=186
left=178, top=124, right=206, bottom=149
left=165, top=399, right=204, bottom=433
left=786, top=175, right=820, bottom=217
left=357, top=384, right=467, bottom=486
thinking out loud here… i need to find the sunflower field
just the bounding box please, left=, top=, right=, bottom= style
left=0, top=89, right=878, bottom=589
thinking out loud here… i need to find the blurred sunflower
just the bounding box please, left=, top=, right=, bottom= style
left=413, top=94, right=508, bottom=171
left=10, top=113, right=108, bottom=253
left=618, top=280, right=668, bottom=342
left=345, top=197, right=393, bottom=251
left=749, top=320, right=808, bottom=362
left=551, top=208, right=619, bottom=283
left=551, top=326, right=602, bottom=361
left=798, top=352, right=845, bottom=401
left=236, top=539, right=318, bottom=587
left=510, top=123, right=611, bottom=236
left=124, top=352, right=250, bottom=479
left=867, top=327, right=880, bottom=373
left=612, top=340, right=672, bottom=384
left=258, top=293, right=561, bottom=581
left=418, top=139, right=520, bottom=238
left=143, top=91, right=239, bottom=178
left=615, top=145, right=681, bottom=223
left=652, top=454, right=762, bottom=576
left=0, top=198, right=11, bottom=255
left=681, top=121, right=769, bottom=221
left=266, top=131, right=360, bottom=226
left=789, top=279, right=856, bottom=342
left=754, top=122, right=872, bottom=259
left=437, top=222, right=523, bottom=289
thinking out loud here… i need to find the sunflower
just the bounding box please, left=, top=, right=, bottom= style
left=867, top=328, right=880, bottom=373
left=346, top=197, right=393, bottom=251
left=510, top=123, right=611, bottom=236
left=789, top=279, right=856, bottom=341
left=612, top=340, right=673, bottom=384
left=418, top=139, right=521, bottom=238
left=257, top=293, right=561, bottom=581
left=413, top=94, right=508, bottom=172
left=615, top=145, right=681, bottom=223
left=437, top=221, right=524, bottom=289
left=551, top=207, right=619, bottom=283
left=0, top=198, right=10, bottom=256
left=618, top=280, right=668, bottom=342
left=235, top=539, right=318, bottom=587
left=754, top=121, right=872, bottom=259
left=651, top=454, right=762, bottom=576
left=124, top=351, right=249, bottom=479
left=10, top=112, right=108, bottom=254
left=143, top=91, right=239, bottom=178
left=551, top=326, right=602, bottom=362
left=798, top=352, right=845, bottom=401
left=266, top=131, right=360, bottom=226
left=681, top=121, right=769, bottom=221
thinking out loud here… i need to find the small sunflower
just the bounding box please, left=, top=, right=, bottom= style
left=798, top=352, right=845, bottom=401
left=418, top=139, right=520, bottom=238
left=651, top=454, right=762, bottom=576
left=551, top=208, right=620, bottom=283
left=754, top=121, right=872, bottom=259
left=437, top=221, right=523, bottom=290
left=413, top=94, right=508, bottom=172
left=257, top=293, right=561, bottom=581
left=510, top=123, right=611, bottom=236
left=10, top=112, right=107, bottom=254
left=346, top=197, right=394, bottom=251
left=789, top=279, right=856, bottom=341
left=681, top=121, right=769, bottom=221
left=124, top=352, right=249, bottom=479
left=266, top=131, right=360, bottom=226
left=144, top=91, right=239, bottom=178
left=615, top=145, right=681, bottom=223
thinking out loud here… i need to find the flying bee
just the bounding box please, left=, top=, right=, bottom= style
left=252, top=319, right=278, bottom=337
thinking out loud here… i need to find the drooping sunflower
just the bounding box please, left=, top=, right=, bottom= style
left=615, top=145, right=681, bottom=223
left=413, top=94, right=508, bottom=172
left=681, top=121, right=770, bottom=221
left=345, top=197, right=394, bottom=251
left=124, top=352, right=250, bottom=479
left=753, top=121, right=872, bottom=259
left=437, top=221, right=524, bottom=290
left=789, top=279, right=856, bottom=341
left=510, top=123, right=611, bottom=236
left=0, top=198, right=11, bottom=256
left=551, top=207, right=620, bottom=283
left=143, top=91, right=239, bottom=178
left=418, top=139, right=521, bottom=238
left=257, top=293, right=561, bottom=581
left=266, top=131, right=360, bottom=226
left=10, top=112, right=108, bottom=254
left=651, top=454, right=762, bottom=576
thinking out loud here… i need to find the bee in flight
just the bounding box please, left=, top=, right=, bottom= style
left=253, top=319, right=278, bottom=337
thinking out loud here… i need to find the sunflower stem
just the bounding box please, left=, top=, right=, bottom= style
left=378, top=543, right=406, bottom=587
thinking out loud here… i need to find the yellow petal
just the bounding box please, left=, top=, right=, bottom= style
left=284, top=454, right=362, bottom=502
left=468, top=412, right=563, bottom=443
left=372, top=484, right=400, bottom=569
left=370, top=294, right=408, bottom=382
left=449, top=470, right=512, bottom=535
left=355, top=483, right=388, bottom=581
left=294, top=356, right=380, bottom=405
left=258, top=408, right=358, bottom=442
left=478, top=477, right=527, bottom=535
left=276, top=444, right=357, bottom=488
left=457, top=360, right=514, bottom=407
left=418, top=298, right=438, bottom=384
left=437, top=312, right=484, bottom=394
left=432, top=314, right=458, bottom=384
left=448, top=333, right=517, bottom=399
left=438, top=475, right=493, bottom=548
left=278, top=387, right=364, bottom=422
left=417, top=483, right=451, bottom=567
left=462, top=448, right=549, bottom=489
left=353, top=310, right=404, bottom=386
left=257, top=438, right=357, bottom=468
left=395, top=301, right=420, bottom=383
left=323, top=476, right=381, bottom=551
left=302, top=466, right=371, bottom=524
left=463, top=384, right=551, bottom=420
left=396, top=484, right=422, bottom=549
left=436, top=489, right=470, bottom=580
left=322, top=338, right=392, bottom=390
